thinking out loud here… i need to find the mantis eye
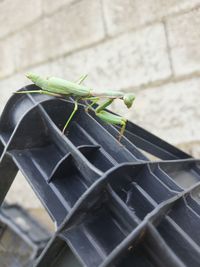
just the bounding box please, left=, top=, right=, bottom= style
left=123, top=94, right=135, bottom=108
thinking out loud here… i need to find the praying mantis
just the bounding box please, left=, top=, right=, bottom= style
left=16, top=72, right=135, bottom=141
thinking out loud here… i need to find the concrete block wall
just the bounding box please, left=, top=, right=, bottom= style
left=0, top=0, right=200, bottom=225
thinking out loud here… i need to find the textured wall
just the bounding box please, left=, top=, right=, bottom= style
left=0, top=0, right=200, bottom=222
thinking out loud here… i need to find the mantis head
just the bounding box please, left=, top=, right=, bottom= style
left=123, top=94, right=135, bottom=108
left=26, top=72, right=49, bottom=90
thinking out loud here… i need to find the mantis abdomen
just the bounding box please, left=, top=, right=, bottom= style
left=26, top=72, right=91, bottom=97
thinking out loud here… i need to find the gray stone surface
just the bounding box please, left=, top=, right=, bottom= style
left=43, top=0, right=76, bottom=14
left=103, top=0, right=200, bottom=36
left=0, top=0, right=42, bottom=38
left=58, top=23, right=171, bottom=89
left=0, top=0, right=105, bottom=78
left=167, top=8, right=200, bottom=76
left=43, top=0, right=105, bottom=60
left=0, top=73, right=28, bottom=114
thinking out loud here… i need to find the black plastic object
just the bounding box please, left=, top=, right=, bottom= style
left=0, top=84, right=200, bottom=267
left=0, top=203, right=50, bottom=267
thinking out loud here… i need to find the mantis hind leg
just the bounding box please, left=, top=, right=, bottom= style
left=62, top=100, right=78, bottom=134
left=15, top=89, right=61, bottom=97
left=75, top=74, right=88, bottom=85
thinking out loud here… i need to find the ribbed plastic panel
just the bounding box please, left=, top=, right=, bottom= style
left=0, top=85, right=200, bottom=267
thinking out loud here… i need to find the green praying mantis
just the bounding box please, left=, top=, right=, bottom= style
left=16, top=72, right=135, bottom=141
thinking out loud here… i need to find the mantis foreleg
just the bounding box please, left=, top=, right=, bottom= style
left=95, top=110, right=127, bottom=141
left=95, top=99, right=114, bottom=113
left=94, top=99, right=126, bottom=141
left=62, top=100, right=78, bottom=134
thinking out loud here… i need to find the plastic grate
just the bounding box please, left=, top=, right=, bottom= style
left=0, top=84, right=199, bottom=267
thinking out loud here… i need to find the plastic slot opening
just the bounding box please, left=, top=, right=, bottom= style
left=50, top=159, right=89, bottom=208
left=12, top=142, right=64, bottom=180
left=9, top=151, right=67, bottom=225
left=0, top=95, right=35, bottom=143
left=35, top=236, right=83, bottom=267
left=6, top=106, right=55, bottom=151
left=0, top=139, right=4, bottom=158
left=50, top=244, right=83, bottom=267
left=27, top=143, right=64, bottom=179
left=168, top=199, right=200, bottom=246
left=65, top=122, right=94, bottom=147
left=110, top=165, right=175, bottom=204
left=157, top=217, right=200, bottom=266
left=117, top=184, right=155, bottom=220
left=41, top=99, right=79, bottom=133
left=78, top=145, right=114, bottom=172
left=190, top=185, right=200, bottom=206
left=160, top=162, right=200, bottom=189
left=185, top=193, right=200, bottom=216
left=62, top=228, right=104, bottom=267
left=154, top=165, right=182, bottom=192
left=63, top=195, right=137, bottom=265
left=116, top=244, right=156, bottom=267
left=115, top=226, right=176, bottom=267
left=135, top=166, right=176, bottom=203
left=109, top=164, right=175, bottom=208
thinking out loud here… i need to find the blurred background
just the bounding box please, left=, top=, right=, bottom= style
left=0, top=0, right=200, bottom=229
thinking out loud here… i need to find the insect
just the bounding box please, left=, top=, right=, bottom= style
left=16, top=72, right=135, bottom=141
